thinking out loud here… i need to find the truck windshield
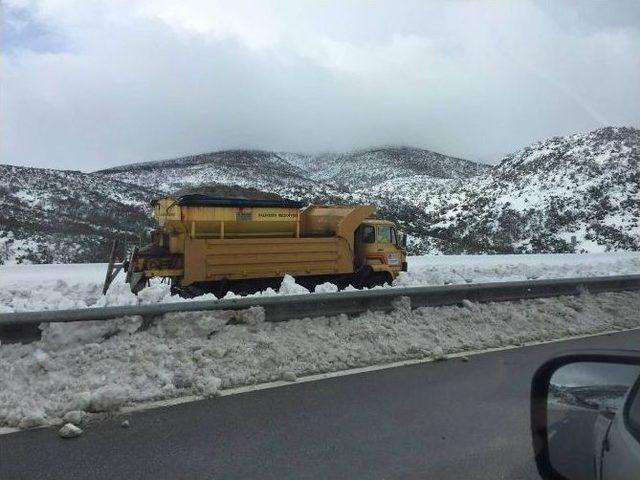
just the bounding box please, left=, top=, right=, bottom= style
left=377, top=226, right=392, bottom=243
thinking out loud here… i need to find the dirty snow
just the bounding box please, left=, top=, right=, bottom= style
left=1, top=253, right=639, bottom=313
left=1, top=289, right=640, bottom=429
left=58, top=423, right=82, bottom=438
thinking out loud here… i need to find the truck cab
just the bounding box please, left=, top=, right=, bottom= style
left=357, top=219, right=408, bottom=285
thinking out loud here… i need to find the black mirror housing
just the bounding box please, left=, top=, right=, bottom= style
left=531, top=351, right=640, bottom=480
left=400, top=232, right=407, bottom=249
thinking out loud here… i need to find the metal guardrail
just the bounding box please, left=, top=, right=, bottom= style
left=2, top=275, right=640, bottom=332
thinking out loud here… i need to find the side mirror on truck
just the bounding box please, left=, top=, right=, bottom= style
left=400, top=232, right=407, bottom=249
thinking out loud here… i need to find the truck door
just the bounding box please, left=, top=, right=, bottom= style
left=353, top=225, right=367, bottom=269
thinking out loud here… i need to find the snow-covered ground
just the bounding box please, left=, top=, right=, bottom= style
left=1, top=253, right=640, bottom=313
left=1, top=289, right=640, bottom=429
left=395, top=252, right=640, bottom=286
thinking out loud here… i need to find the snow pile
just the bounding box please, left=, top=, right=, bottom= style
left=1, top=253, right=639, bottom=313
left=0, top=267, right=311, bottom=313
left=1, top=290, right=640, bottom=429
left=0, top=264, right=130, bottom=313
left=314, top=282, right=339, bottom=294
left=58, top=423, right=83, bottom=438
left=277, top=274, right=310, bottom=295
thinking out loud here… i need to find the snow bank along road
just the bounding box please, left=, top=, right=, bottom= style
left=2, top=274, right=640, bottom=329
left=1, top=252, right=639, bottom=313
left=3, top=329, right=640, bottom=480
left=1, top=285, right=640, bottom=430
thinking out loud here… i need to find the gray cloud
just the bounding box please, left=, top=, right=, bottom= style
left=2, top=0, right=639, bottom=171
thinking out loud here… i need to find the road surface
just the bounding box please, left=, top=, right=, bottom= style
left=2, top=330, right=639, bottom=480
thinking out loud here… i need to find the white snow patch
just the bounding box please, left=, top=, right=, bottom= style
left=394, top=252, right=640, bottom=288
left=88, top=386, right=128, bottom=412
left=314, top=282, right=339, bottom=294
left=62, top=410, right=86, bottom=425
left=278, top=274, right=310, bottom=295
left=58, top=423, right=82, bottom=438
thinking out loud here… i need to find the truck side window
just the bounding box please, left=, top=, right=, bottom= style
left=363, top=225, right=375, bottom=243
left=391, top=228, right=397, bottom=245
left=378, top=226, right=391, bottom=243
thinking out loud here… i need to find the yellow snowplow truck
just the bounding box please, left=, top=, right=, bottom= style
left=110, top=195, right=407, bottom=297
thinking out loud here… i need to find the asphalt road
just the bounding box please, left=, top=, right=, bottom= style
left=2, top=330, right=640, bottom=480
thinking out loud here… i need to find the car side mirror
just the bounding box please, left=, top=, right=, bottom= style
left=531, top=352, right=640, bottom=480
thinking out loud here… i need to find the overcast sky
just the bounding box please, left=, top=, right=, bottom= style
left=2, top=0, right=639, bottom=171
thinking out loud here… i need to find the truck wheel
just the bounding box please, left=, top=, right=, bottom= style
left=353, top=266, right=374, bottom=289
left=368, top=272, right=391, bottom=288
left=179, top=284, right=206, bottom=299
left=216, top=280, right=229, bottom=299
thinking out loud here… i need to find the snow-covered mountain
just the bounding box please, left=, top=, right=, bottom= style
left=0, top=165, right=160, bottom=263
left=368, top=127, right=639, bottom=254
left=96, top=146, right=484, bottom=196
left=98, top=150, right=339, bottom=199
left=1, top=127, right=638, bottom=263
left=277, top=147, right=487, bottom=188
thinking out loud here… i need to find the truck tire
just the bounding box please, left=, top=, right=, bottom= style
left=353, top=266, right=374, bottom=289
left=368, top=272, right=392, bottom=288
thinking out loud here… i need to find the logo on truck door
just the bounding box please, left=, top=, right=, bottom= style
left=386, top=253, right=400, bottom=265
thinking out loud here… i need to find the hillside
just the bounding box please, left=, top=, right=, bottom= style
left=365, top=127, right=640, bottom=253
left=0, top=165, right=160, bottom=264
left=97, top=146, right=484, bottom=194
left=1, top=127, right=638, bottom=263
left=278, top=147, right=488, bottom=188
left=98, top=150, right=344, bottom=200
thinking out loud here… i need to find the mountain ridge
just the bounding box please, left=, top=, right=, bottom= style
left=1, top=127, right=638, bottom=264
